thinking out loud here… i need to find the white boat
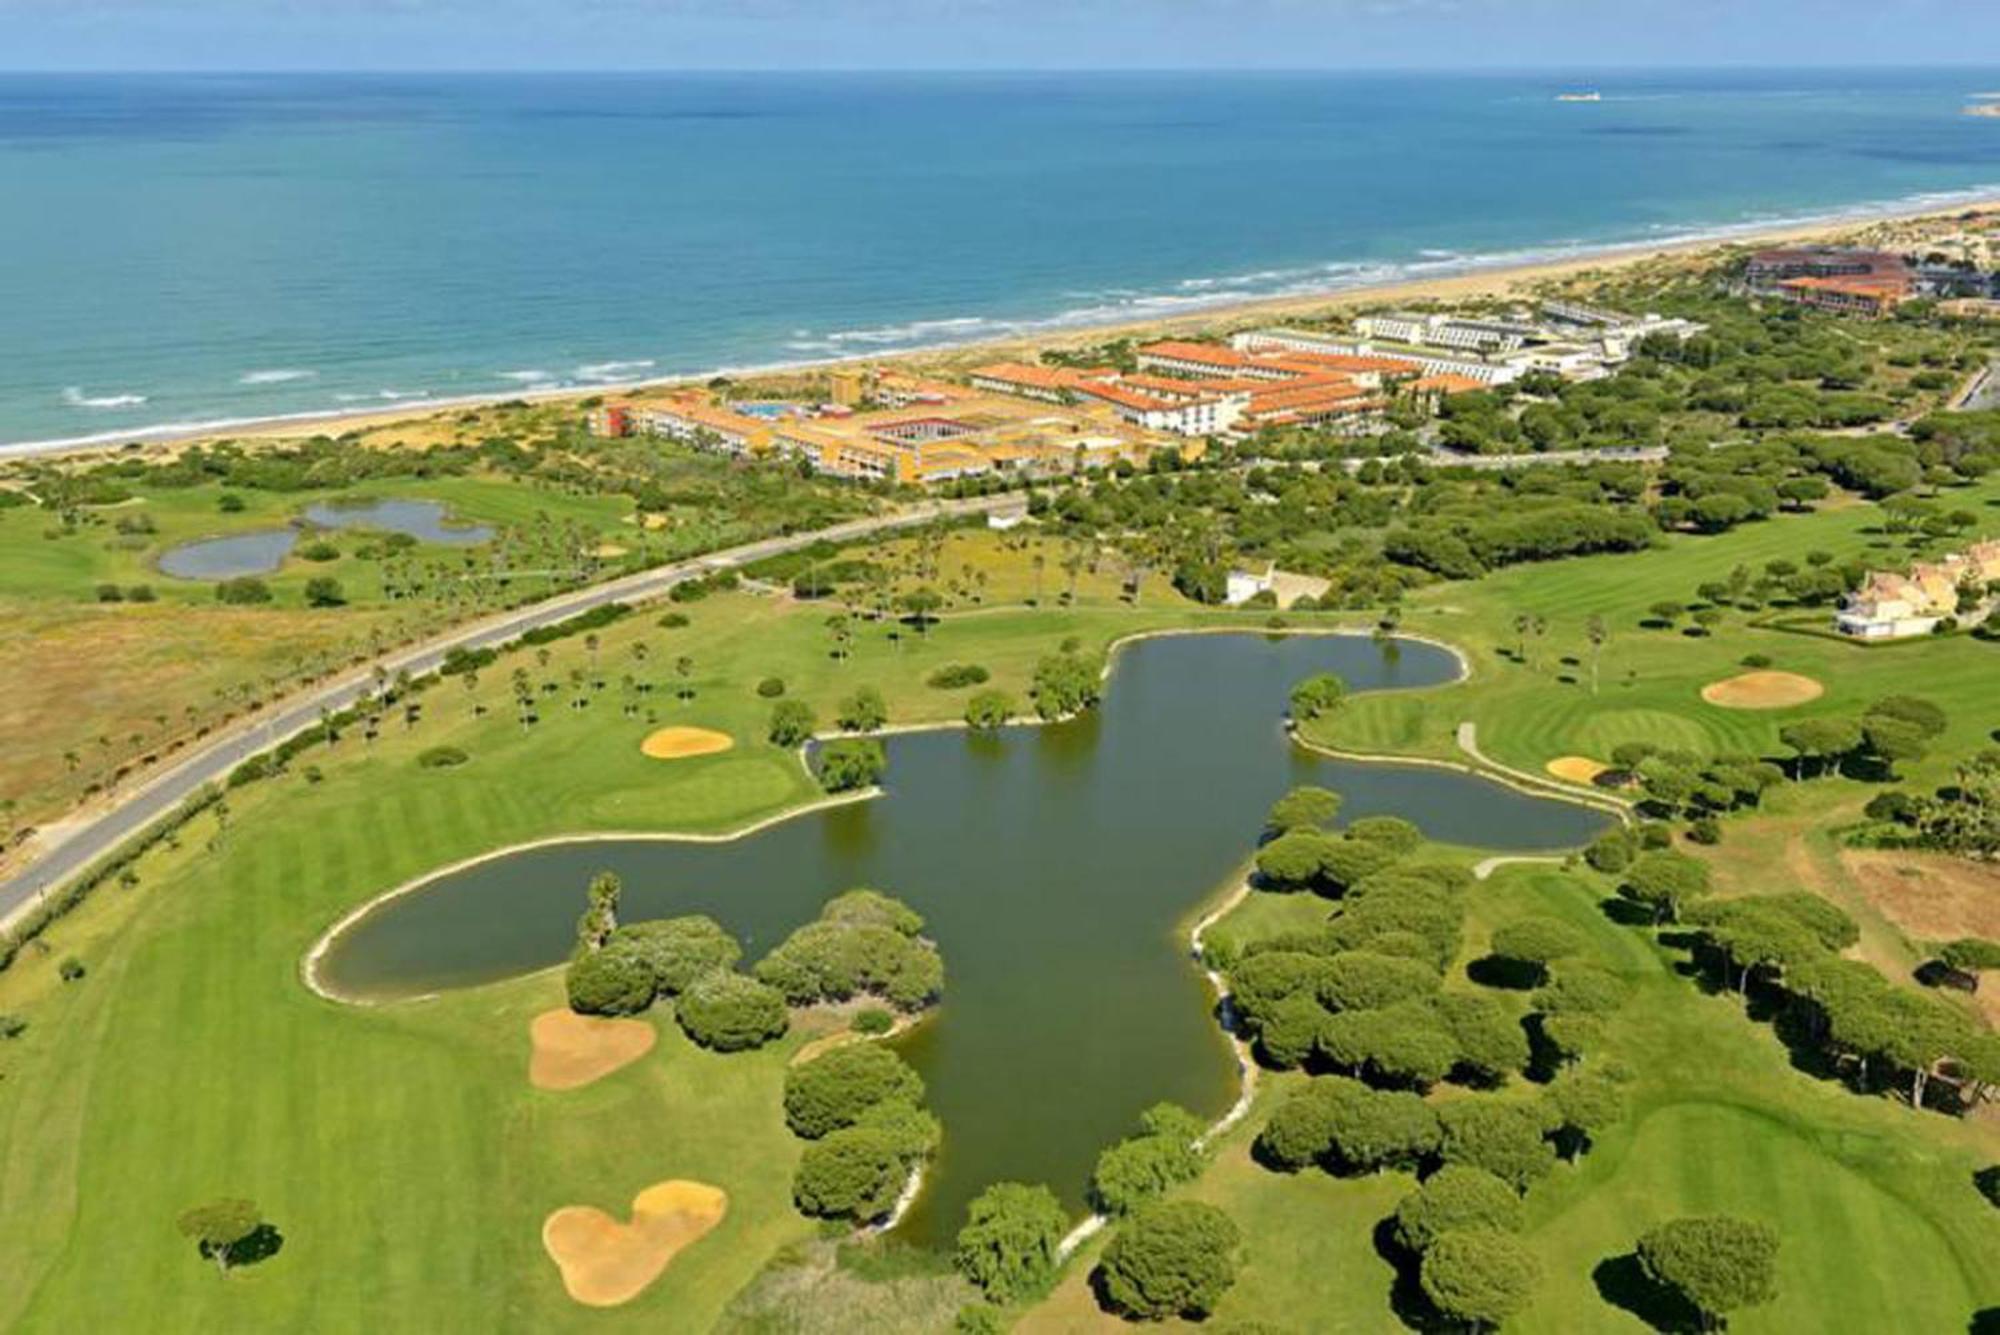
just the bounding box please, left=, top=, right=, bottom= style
left=1556, top=91, right=1603, bottom=103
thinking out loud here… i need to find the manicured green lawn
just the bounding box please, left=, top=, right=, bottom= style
left=8, top=496, right=2000, bottom=1334
left=1024, top=863, right=1999, bottom=1332
left=0, top=586, right=1271, bottom=1333
left=1320, top=478, right=2000, bottom=790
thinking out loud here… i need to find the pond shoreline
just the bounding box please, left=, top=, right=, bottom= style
left=299, top=624, right=1610, bottom=1243
left=303, top=624, right=1468, bottom=1002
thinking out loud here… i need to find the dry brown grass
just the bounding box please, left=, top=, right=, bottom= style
left=528, top=1009, right=657, bottom=1091
left=1842, top=850, right=2000, bottom=1025
left=639, top=726, right=735, bottom=760
left=543, top=1180, right=728, bottom=1307
left=0, top=601, right=396, bottom=828
left=1699, top=670, right=1824, bottom=710
left=1842, top=850, right=2000, bottom=943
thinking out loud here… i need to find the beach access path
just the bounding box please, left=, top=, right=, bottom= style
left=0, top=492, right=1021, bottom=934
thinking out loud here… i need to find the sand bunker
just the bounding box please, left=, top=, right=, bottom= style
left=640, top=726, right=734, bottom=760
left=544, top=1180, right=728, bottom=1307
left=1700, top=670, right=1824, bottom=710
left=529, top=1009, right=656, bottom=1091
left=1546, top=756, right=1611, bottom=785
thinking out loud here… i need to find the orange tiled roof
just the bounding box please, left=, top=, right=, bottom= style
left=1077, top=382, right=1186, bottom=412
left=967, top=361, right=1113, bottom=392
left=1138, top=340, right=1254, bottom=367
left=1411, top=373, right=1488, bottom=395
left=1778, top=275, right=1911, bottom=298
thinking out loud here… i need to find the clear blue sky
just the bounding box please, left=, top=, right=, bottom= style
left=1, top=0, right=1995, bottom=72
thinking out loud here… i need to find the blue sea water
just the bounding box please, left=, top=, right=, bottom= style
left=2, top=68, right=1998, bottom=449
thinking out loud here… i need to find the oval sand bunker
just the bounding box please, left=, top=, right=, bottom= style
left=1699, top=670, right=1824, bottom=710
left=640, top=726, right=735, bottom=760
left=529, top=1009, right=656, bottom=1091
left=1546, top=755, right=1611, bottom=785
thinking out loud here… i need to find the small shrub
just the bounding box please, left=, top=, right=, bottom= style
left=58, top=956, right=86, bottom=982
left=227, top=755, right=272, bottom=788
left=0, top=1013, right=26, bottom=1039
left=214, top=577, right=271, bottom=605
left=658, top=611, right=690, bottom=629
left=964, top=689, right=1015, bottom=731
left=95, top=583, right=124, bottom=602
left=927, top=663, right=990, bottom=690
left=417, top=745, right=469, bottom=769
left=756, top=676, right=787, bottom=698
left=299, top=540, right=340, bottom=562
left=1739, top=653, right=1773, bottom=669
left=217, top=493, right=245, bottom=513
left=127, top=584, right=156, bottom=602
left=304, top=576, right=346, bottom=607
left=854, top=1007, right=896, bottom=1035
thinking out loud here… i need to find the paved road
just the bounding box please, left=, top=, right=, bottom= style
left=1958, top=361, right=2000, bottom=412
left=0, top=493, right=1020, bottom=932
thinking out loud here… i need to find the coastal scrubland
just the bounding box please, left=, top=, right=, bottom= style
left=0, top=423, right=866, bottom=837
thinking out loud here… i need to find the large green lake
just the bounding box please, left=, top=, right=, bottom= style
left=314, top=632, right=1610, bottom=1242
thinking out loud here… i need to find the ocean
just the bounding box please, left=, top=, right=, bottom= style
left=2, top=68, right=1998, bottom=450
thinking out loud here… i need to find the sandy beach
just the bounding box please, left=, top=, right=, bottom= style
left=9, top=194, right=1998, bottom=468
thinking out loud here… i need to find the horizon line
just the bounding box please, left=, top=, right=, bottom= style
left=3, top=61, right=1999, bottom=76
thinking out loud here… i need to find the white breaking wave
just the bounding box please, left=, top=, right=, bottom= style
left=576, top=359, right=657, bottom=382
left=498, top=369, right=556, bottom=383
left=238, top=368, right=317, bottom=385
left=62, top=386, right=148, bottom=409
left=12, top=177, right=2000, bottom=458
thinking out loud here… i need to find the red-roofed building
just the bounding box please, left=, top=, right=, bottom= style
left=966, top=361, right=1115, bottom=403
left=1136, top=341, right=1296, bottom=381
left=1776, top=275, right=1912, bottom=318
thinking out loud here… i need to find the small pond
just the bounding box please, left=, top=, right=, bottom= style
left=157, top=498, right=493, bottom=580
left=298, top=498, right=494, bottom=547
left=312, top=632, right=1611, bottom=1243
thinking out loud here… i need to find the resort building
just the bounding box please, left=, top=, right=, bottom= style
left=1073, top=381, right=1249, bottom=436
left=1746, top=247, right=1916, bottom=318
left=1776, top=275, right=1911, bottom=318
left=1135, top=341, right=1300, bottom=381
left=966, top=361, right=1115, bottom=402
left=1354, top=311, right=1541, bottom=354
left=1836, top=540, right=2000, bottom=639
left=629, top=399, right=773, bottom=457
left=1746, top=247, right=1911, bottom=288
left=586, top=404, right=631, bottom=438
left=1230, top=328, right=1524, bottom=386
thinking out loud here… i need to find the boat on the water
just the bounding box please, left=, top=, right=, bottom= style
left=1556, top=91, right=1603, bottom=103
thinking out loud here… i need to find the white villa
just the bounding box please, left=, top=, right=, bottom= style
left=1836, top=539, right=2000, bottom=639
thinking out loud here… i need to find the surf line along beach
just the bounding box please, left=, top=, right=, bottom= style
left=12, top=185, right=2000, bottom=462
